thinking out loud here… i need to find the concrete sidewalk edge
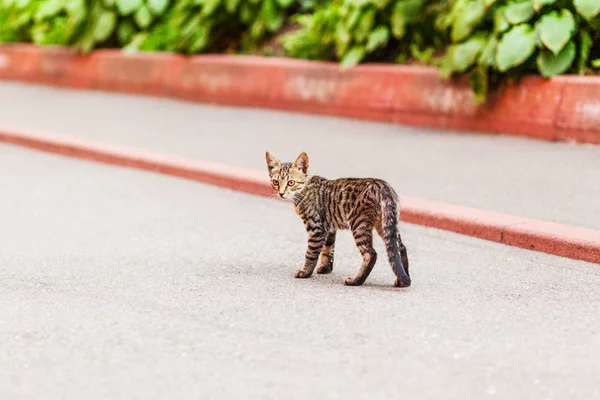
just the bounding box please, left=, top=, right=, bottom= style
left=0, top=44, right=599, bottom=144
left=1, top=127, right=598, bottom=264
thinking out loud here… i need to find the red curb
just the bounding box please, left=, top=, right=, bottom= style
left=171, top=55, right=293, bottom=110
left=0, top=44, right=40, bottom=82
left=1, top=44, right=599, bottom=145
left=1, top=127, right=598, bottom=264
left=556, top=77, right=600, bottom=143
left=89, top=50, right=185, bottom=96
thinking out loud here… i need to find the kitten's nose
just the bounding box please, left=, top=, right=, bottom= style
left=279, top=193, right=285, bottom=198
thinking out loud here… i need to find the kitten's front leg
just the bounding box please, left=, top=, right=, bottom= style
left=317, top=230, right=336, bottom=274
left=295, top=229, right=326, bottom=279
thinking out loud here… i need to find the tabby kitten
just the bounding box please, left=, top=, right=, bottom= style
left=265, top=151, right=411, bottom=288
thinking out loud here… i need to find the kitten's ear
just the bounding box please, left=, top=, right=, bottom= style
left=293, top=152, right=309, bottom=174
left=265, top=151, right=281, bottom=174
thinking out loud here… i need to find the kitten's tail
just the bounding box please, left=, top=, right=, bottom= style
left=380, top=184, right=411, bottom=287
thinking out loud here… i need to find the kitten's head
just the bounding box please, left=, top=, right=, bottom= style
left=265, top=151, right=309, bottom=200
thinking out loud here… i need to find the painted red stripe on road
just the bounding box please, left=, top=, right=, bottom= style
left=1, top=127, right=598, bottom=264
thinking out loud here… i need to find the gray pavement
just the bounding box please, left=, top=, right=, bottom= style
left=1, top=145, right=600, bottom=399
left=1, top=82, right=599, bottom=229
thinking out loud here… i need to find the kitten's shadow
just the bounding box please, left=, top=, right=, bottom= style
left=293, top=273, right=410, bottom=292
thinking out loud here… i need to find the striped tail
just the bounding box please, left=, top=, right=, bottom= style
left=380, top=184, right=411, bottom=287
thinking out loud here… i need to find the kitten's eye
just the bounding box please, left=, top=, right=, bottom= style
left=272, top=180, right=279, bottom=186
left=288, top=180, right=296, bottom=186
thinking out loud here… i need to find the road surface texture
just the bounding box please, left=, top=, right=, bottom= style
left=1, top=144, right=599, bottom=399
left=0, top=82, right=599, bottom=229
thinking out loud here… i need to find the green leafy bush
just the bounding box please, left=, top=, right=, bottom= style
left=130, top=0, right=320, bottom=54
left=281, top=0, right=450, bottom=67
left=0, top=0, right=321, bottom=54
left=438, top=0, right=600, bottom=101
left=281, top=0, right=600, bottom=100
left=0, top=0, right=160, bottom=50
left=278, top=2, right=341, bottom=60
left=0, top=0, right=88, bottom=45
left=0, top=1, right=28, bottom=43
left=1, top=0, right=599, bottom=100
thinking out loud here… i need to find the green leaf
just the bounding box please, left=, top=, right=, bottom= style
left=189, top=23, right=211, bottom=53
left=147, top=0, right=169, bottom=16
left=494, top=6, right=510, bottom=34
left=574, top=0, right=600, bottom=21
left=35, top=0, right=62, bottom=21
left=533, top=0, right=556, bottom=11
left=65, top=0, right=86, bottom=24
left=577, top=29, right=593, bottom=74
left=123, top=32, right=147, bottom=52
left=117, top=20, right=135, bottom=43
left=94, top=10, right=116, bottom=41
left=366, top=25, right=389, bottom=52
left=390, top=4, right=407, bottom=39
left=410, top=43, right=435, bottom=63
left=72, top=0, right=103, bottom=51
left=77, top=34, right=96, bottom=53
left=116, top=0, right=143, bottom=16
left=275, top=0, right=294, bottom=7
left=239, top=2, right=253, bottom=23
left=335, top=24, right=351, bottom=55
left=348, top=0, right=374, bottom=6
left=261, top=0, right=284, bottom=32
left=469, top=64, right=488, bottom=104
left=394, top=0, right=426, bottom=24
left=65, top=0, right=86, bottom=14
left=440, top=33, right=487, bottom=78
left=134, top=5, right=152, bottom=29
left=182, top=14, right=202, bottom=40
left=340, top=46, right=366, bottom=68
left=504, top=1, right=534, bottom=25
left=592, top=59, right=600, bottom=68
left=444, top=0, right=469, bottom=29
left=365, top=0, right=389, bottom=8
left=536, top=9, right=576, bottom=55
left=249, top=20, right=265, bottom=39
left=354, top=7, right=376, bottom=42
left=451, top=0, right=486, bottom=42
left=479, top=35, right=498, bottom=67
left=201, top=0, right=221, bottom=17
left=345, top=7, right=362, bottom=30
left=225, top=0, right=241, bottom=12
left=537, top=40, right=576, bottom=78
left=496, top=23, right=537, bottom=72
left=31, top=22, right=48, bottom=45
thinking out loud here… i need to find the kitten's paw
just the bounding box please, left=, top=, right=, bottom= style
left=394, top=276, right=411, bottom=288
left=344, top=277, right=363, bottom=286
left=316, top=265, right=333, bottom=274
left=294, top=270, right=311, bottom=279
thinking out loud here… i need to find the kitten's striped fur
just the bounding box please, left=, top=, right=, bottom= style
left=266, top=151, right=411, bottom=288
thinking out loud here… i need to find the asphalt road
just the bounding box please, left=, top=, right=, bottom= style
left=1, top=145, right=599, bottom=399
left=1, top=82, right=599, bottom=229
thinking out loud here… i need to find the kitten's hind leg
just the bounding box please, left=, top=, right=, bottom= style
left=345, top=224, right=377, bottom=286
left=317, top=231, right=336, bottom=274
